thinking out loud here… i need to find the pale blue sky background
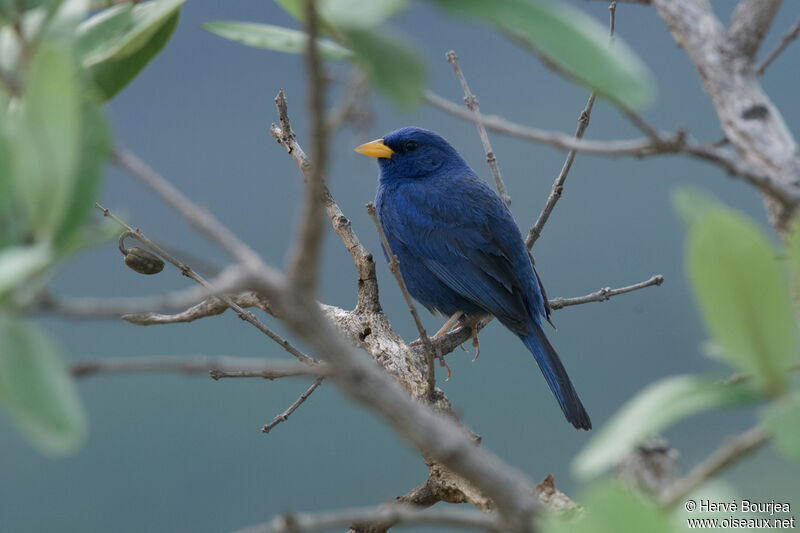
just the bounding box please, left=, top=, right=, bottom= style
left=2, top=1, right=799, bottom=531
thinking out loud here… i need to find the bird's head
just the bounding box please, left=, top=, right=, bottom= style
left=355, top=127, right=469, bottom=182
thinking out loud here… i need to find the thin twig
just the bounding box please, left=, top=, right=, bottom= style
left=445, top=50, right=511, bottom=206
left=271, top=91, right=380, bottom=314
left=548, top=274, right=664, bottom=310
left=527, top=93, right=596, bottom=248
left=366, top=202, right=437, bottom=399
left=528, top=1, right=618, bottom=247
left=435, top=274, right=664, bottom=356
left=231, top=504, right=502, bottom=533
left=425, top=91, right=800, bottom=207
left=262, top=376, right=325, bottom=434
left=95, top=204, right=317, bottom=366
left=288, top=0, right=327, bottom=297
left=756, top=17, right=800, bottom=75
left=69, top=356, right=323, bottom=380
left=112, top=147, right=262, bottom=267
left=660, top=426, right=769, bottom=507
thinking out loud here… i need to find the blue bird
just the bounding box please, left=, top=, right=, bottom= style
left=355, top=127, right=591, bottom=430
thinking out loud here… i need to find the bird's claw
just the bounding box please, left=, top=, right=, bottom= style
left=470, top=326, right=481, bottom=362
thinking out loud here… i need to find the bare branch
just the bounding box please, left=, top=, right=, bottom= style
left=262, top=376, right=325, bottom=434
left=366, top=202, right=437, bottom=399
left=121, top=291, right=273, bottom=325
left=548, top=274, right=664, bottom=310
left=70, top=356, right=323, bottom=380
left=288, top=0, right=328, bottom=297
left=527, top=93, right=595, bottom=248
left=95, top=204, right=317, bottom=366
left=660, top=425, right=769, bottom=507
left=445, top=50, right=511, bottom=206
left=653, top=0, right=800, bottom=230
left=728, top=0, right=783, bottom=60
left=271, top=91, right=380, bottom=314
left=435, top=274, right=664, bottom=356
left=426, top=90, right=800, bottom=209
left=113, top=147, right=263, bottom=267
left=756, top=17, right=800, bottom=75
left=231, top=504, right=502, bottom=533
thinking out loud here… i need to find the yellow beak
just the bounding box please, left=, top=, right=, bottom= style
left=354, top=138, right=394, bottom=159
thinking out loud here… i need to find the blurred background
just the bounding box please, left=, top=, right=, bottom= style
left=1, top=1, right=799, bottom=531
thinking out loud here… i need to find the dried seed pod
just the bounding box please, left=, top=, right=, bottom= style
left=123, top=247, right=164, bottom=275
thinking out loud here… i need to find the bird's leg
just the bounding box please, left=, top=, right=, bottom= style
left=436, top=342, right=452, bottom=381
left=409, top=311, right=463, bottom=346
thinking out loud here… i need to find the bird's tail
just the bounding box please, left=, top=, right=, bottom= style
left=521, top=322, right=591, bottom=430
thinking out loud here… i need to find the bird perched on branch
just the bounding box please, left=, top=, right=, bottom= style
left=355, top=127, right=591, bottom=430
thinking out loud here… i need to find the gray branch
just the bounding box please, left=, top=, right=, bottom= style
left=653, top=0, right=800, bottom=230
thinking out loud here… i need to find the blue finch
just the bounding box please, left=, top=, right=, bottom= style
left=356, top=127, right=591, bottom=430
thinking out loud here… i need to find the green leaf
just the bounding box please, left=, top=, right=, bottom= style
left=671, top=186, right=720, bottom=228
left=203, top=21, right=352, bottom=60
left=275, top=0, right=405, bottom=29
left=87, top=10, right=180, bottom=100
left=0, top=243, right=53, bottom=299
left=343, top=28, right=424, bottom=109
left=53, top=102, right=110, bottom=248
left=79, top=0, right=184, bottom=65
left=573, top=375, right=758, bottom=479
left=75, top=4, right=135, bottom=65
left=542, top=481, right=673, bottom=533
left=10, top=42, right=81, bottom=239
left=0, top=315, right=87, bottom=456
left=688, top=209, right=797, bottom=394
left=431, top=0, right=654, bottom=109
left=762, top=394, right=800, bottom=467
left=319, top=0, right=406, bottom=29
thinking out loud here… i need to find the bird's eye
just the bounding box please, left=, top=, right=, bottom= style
left=405, top=140, right=419, bottom=152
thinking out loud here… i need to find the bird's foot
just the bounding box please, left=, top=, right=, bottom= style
left=470, top=325, right=481, bottom=362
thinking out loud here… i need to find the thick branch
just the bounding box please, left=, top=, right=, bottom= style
left=728, top=0, right=783, bottom=59
left=653, top=0, right=800, bottom=229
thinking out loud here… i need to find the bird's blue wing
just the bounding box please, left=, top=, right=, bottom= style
left=379, top=175, right=547, bottom=332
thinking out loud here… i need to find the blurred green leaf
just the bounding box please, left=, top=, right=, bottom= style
left=542, top=481, right=673, bottom=533
left=431, top=0, right=654, bottom=109
left=0, top=243, right=53, bottom=299
left=10, top=42, right=81, bottom=239
left=203, top=21, right=352, bottom=60
left=88, top=10, right=180, bottom=100
left=688, top=209, right=797, bottom=394
left=762, top=394, right=800, bottom=467
left=319, top=0, right=406, bottom=29
left=76, top=4, right=135, bottom=64
left=275, top=0, right=405, bottom=29
left=0, top=314, right=87, bottom=456
left=80, top=0, right=184, bottom=65
left=53, top=103, right=110, bottom=248
left=343, top=28, right=424, bottom=109
left=573, top=375, right=758, bottom=479
left=672, top=186, right=720, bottom=228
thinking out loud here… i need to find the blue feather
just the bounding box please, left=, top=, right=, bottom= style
left=366, top=127, right=591, bottom=430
